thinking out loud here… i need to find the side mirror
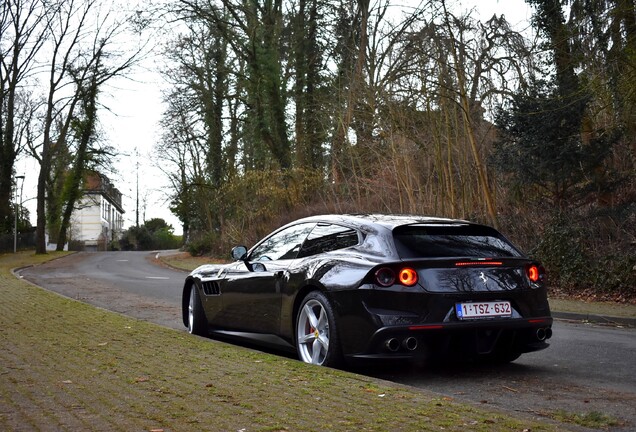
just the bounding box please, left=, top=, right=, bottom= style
left=231, top=245, right=248, bottom=261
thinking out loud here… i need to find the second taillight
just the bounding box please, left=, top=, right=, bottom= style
left=526, top=264, right=544, bottom=284
left=398, top=268, right=418, bottom=286
left=375, top=267, right=418, bottom=287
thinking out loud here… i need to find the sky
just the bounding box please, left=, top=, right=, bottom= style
left=16, top=0, right=534, bottom=237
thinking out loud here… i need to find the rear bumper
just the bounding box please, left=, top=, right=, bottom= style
left=329, top=284, right=552, bottom=360
left=345, top=316, right=553, bottom=361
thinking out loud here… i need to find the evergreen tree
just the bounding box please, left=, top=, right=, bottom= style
left=493, top=78, right=613, bottom=207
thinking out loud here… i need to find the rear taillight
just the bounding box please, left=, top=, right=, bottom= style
left=398, top=268, right=418, bottom=286
left=527, top=265, right=539, bottom=282
left=375, top=267, right=419, bottom=287
left=526, top=264, right=544, bottom=284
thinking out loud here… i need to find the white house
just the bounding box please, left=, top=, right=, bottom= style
left=70, top=172, right=125, bottom=251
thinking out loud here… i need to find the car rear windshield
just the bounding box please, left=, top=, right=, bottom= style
left=393, top=224, right=522, bottom=259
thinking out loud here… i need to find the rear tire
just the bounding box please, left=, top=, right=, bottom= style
left=188, top=285, right=207, bottom=336
left=296, top=291, right=342, bottom=367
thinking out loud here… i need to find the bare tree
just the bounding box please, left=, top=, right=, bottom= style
left=156, top=87, right=217, bottom=239
left=0, top=0, right=47, bottom=234
left=30, top=0, right=143, bottom=253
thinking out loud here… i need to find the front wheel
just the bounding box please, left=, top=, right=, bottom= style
left=296, top=291, right=342, bottom=367
left=188, top=285, right=207, bottom=336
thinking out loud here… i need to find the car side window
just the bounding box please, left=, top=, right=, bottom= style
left=249, top=223, right=315, bottom=261
left=298, top=224, right=359, bottom=258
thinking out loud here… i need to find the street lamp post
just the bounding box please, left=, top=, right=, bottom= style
left=13, top=175, right=25, bottom=253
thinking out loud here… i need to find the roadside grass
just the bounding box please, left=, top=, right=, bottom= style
left=549, top=410, right=622, bottom=429
left=548, top=298, right=636, bottom=319
left=157, top=251, right=225, bottom=271
left=0, top=251, right=563, bottom=431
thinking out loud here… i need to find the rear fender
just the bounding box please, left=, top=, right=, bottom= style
left=284, top=283, right=329, bottom=343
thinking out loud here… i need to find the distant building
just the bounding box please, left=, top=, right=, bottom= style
left=69, top=172, right=125, bottom=251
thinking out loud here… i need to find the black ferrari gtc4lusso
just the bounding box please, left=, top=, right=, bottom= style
left=182, top=214, right=552, bottom=367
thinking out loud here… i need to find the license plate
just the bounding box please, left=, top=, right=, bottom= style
left=456, top=301, right=512, bottom=320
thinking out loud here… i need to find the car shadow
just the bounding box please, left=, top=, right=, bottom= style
left=348, top=357, right=554, bottom=386
left=206, top=331, right=551, bottom=384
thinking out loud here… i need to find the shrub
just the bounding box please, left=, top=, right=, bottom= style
left=186, top=231, right=218, bottom=257
left=532, top=210, right=635, bottom=299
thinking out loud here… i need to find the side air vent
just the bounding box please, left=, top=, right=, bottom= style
left=201, top=281, right=221, bottom=295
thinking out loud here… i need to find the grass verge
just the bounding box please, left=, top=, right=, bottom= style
left=1, top=251, right=564, bottom=431
left=157, top=251, right=226, bottom=272
left=548, top=298, right=636, bottom=319
left=549, top=410, right=622, bottom=429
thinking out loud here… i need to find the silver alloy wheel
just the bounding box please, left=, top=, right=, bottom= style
left=297, top=299, right=330, bottom=365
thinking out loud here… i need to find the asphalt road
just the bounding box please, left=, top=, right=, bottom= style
left=18, top=251, right=636, bottom=431
left=19, top=250, right=187, bottom=330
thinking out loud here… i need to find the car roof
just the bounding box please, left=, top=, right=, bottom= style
left=291, top=213, right=474, bottom=231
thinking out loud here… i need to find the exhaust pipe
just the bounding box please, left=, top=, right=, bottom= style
left=545, top=328, right=553, bottom=339
left=536, top=328, right=546, bottom=341
left=385, top=338, right=400, bottom=352
left=403, top=337, right=418, bottom=351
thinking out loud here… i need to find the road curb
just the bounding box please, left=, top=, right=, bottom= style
left=552, top=311, right=636, bottom=327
